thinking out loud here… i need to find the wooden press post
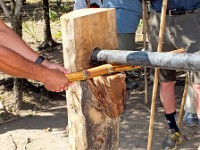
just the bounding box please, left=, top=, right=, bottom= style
left=61, top=8, right=126, bottom=150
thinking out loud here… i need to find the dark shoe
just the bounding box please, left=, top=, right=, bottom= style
left=161, top=130, right=183, bottom=150
left=183, top=112, right=198, bottom=127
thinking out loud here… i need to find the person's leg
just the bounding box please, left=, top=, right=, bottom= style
left=160, top=81, right=176, bottom=114
left=160, top=81, right=182, bottom=150
left=189, top=57, right=200, bottom=127
left=117, top=33, right=135, bottom=50
left=183, top=84, right=198, bottom=127
left=160, top=81, right=181, bottom=133
left=184, top=85, right=196, bottom=114
left=159, top=81, right=183, bottom=150
left=171, top=8, right=200, bottom=128
left=192, top=84, right=200, bottom=120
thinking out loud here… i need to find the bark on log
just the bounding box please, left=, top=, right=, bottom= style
left=61, top=8, right=126, bottom=150
left=92, top=49, right=200, bottom=71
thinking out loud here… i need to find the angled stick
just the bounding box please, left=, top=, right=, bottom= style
left=142, top=0, right=149, bottom=104
left=178, top=76, right=188, bottom=128
left=87, top=0, right=90, bottom=8
left=147, top=0, right=168, bottom=150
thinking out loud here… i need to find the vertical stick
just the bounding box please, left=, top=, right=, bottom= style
left=178, top=76, right=188, bottom=128
left=145, top=2, right=150, bottom=41
left=87, top=0, right=90, bottom=8
left=147, top=0, right=168, bottom=150
left=142, top=0, right=148, bottom=104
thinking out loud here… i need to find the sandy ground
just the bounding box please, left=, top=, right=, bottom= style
left=119, top=84, right=200, bottom=150
left=0, top=104, right=68, bottom=150
left=0, top=83, right=200, bottom=150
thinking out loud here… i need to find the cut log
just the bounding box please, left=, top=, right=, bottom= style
left=61, top=8, right=126, bottom=150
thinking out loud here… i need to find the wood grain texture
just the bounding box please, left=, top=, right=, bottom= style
left=61, top=8, right=125, bottom=150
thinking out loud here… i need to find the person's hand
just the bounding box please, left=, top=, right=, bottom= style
left=42, top=60, right=72, bottom=92
left=42, top=61, right=70, bottom=75
left=43, top=69, right=71, bottom=92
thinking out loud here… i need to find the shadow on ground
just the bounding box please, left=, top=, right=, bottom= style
left=119, top=82, right=200, bottom=150
left=0, top=105, right=68, bottom=150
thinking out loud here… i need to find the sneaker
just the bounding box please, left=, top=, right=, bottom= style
left=183, top=112, right=198, bottom=127
left=161, top=129, right=183, bottom=150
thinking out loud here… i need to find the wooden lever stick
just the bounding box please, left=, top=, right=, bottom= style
left=147, top=0, right=168, bottom=149
left=87, top=0, right=90, bottom=8
left=65, top=64, right=141, bottom=82
left=142, top=0, right=149, bottom=104
left=178, top=76, right=188, bottom=128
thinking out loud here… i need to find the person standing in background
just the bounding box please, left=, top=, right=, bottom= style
left=149, top=0, right=200, bottom=149
left=102, top=0, right=142, bottom=50
left=183, top=85, right=199, bottom=127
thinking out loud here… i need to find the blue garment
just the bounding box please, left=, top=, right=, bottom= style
left=103, top=0, right=142, bottom=34
left=151, top=0, right=200, bottom=12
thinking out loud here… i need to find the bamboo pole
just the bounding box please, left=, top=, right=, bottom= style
left=145, top=2, right=150, bottom=41
left=87, top=0, right=90, bottom=8
left=147, top=0, right=168, bottom=150
left=178, top=76, right=188, bottom=128
left=142, top=0, right=148, bottom=104
left=65, top=64, right=140, bottom=82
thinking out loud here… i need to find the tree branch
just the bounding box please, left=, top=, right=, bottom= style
left=0, top=1, right=11, bottom=18
left=15, top=0, right=22, bottom=17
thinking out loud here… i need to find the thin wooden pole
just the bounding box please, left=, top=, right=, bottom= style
left=147, top=0, right=168, bottom=150
left=178, top=76, right=188, bottom=128
left=142, top=0, right=148, bottom=104
left=65, top=64, right=140, bottom=82
left=87, top=0, right=90, bottom=8
left=145, top=2, right=150, bottom=41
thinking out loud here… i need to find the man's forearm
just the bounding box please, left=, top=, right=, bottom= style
left=0, top=20, right=70, bottom=92
left=0, top=46, right=49, bottom=83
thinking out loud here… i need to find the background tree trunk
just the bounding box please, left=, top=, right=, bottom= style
left=38, top=0, right=58, bottom=51
left=56, top=0, right=62, bottom=7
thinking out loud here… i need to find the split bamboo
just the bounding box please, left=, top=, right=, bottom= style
left=65, top=64, right=140, bottom=82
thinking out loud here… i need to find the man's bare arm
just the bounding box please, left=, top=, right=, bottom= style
left=0, top=46, right=69, bottom=92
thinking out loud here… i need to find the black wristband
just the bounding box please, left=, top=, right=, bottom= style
left=35, top=56, right=45, bottom=64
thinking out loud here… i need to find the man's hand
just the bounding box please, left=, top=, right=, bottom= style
left=43, top=69, right=71, bottom=92
left=41, top=61, right=72, bottom=92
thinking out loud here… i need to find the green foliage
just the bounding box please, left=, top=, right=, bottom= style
left=22, top=21, right=39, bottom=42
left=53, top=30, right=62, bottom=41
left=138, top=19, right=143, bottom=29
left=49, top=9, right=58, bottom=21
left=57, top=2, right=73, bottom=13
left=62, top=3, right=72, bottom=11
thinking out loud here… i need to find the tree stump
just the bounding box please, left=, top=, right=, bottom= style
left=61, top=8, right=126, bottom=150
